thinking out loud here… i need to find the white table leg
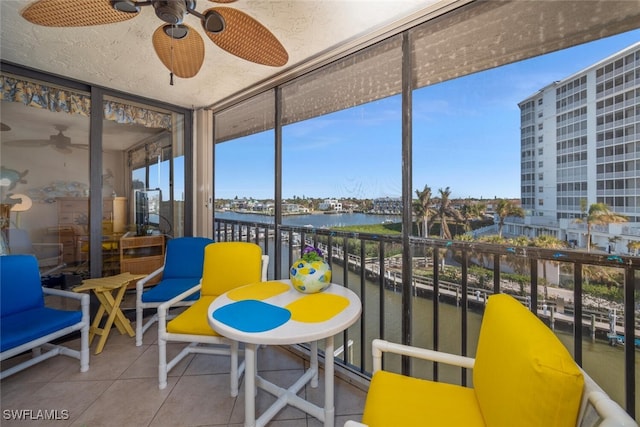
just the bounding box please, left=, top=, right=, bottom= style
left=325, top=336, right=335, bottom=427
left=310, top=341, right=318, bottom=387
left=245, top=343, right=257, bottom=427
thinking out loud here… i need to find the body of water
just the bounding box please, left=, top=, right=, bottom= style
left=215, top=211, right=400, bottom=229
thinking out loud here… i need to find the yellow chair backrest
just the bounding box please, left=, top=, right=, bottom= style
left=473, top=294, right=584, bottom=427
left=201, top=242, right=263, bottom=297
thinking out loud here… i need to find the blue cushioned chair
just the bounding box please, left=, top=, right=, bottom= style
left=0, top=254, right=89, bottom=379
left=135, top=237, right=214, bottom=346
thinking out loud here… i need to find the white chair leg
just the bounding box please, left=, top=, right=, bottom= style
left=136, top=303, right=143, bottom=346
left=80, top=322, right=89, bottom=372
left=230, top=340, right=239, bottom=397
left=158, top=335, right=168, bottom=389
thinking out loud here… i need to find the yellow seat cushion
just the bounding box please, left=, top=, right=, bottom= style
left=473, top=294, right=584, bottom=427
left=167, top=296, right=220, bottom=336
left=362, top=370, right=485, bottom=427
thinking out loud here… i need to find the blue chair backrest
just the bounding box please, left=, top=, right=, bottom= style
left=162, top=237, right=214, bottom=279
left=0, top=254, right=44, bottom=317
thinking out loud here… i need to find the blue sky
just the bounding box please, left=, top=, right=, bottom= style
left=215, top=29, right=640, bottom=201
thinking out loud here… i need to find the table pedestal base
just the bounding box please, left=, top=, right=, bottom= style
left=245, top=339, right=335, bottom=427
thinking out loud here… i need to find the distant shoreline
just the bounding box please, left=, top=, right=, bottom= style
left=215, top=209, right=396, bottom=217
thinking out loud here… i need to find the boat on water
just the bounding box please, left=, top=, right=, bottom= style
left=607, top=333, right=640, bottom=348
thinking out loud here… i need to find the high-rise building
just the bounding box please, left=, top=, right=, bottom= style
left=513, top=42, right=640, bottom=253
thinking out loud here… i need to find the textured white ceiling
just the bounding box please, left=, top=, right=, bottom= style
left=0, top=0, right=436, bottom=109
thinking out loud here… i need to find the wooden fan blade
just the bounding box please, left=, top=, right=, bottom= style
left=152, top=24, right=205, bottom=78
left=21, top=0, right=138, bottom=27
left=54, top=145, right=73, bottom=154
left=203, top=7, right=288, bottom=67
left=3, top=139, right=51, bottom=147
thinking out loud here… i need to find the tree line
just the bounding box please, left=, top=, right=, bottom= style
left=412, top=184, right=629, bottom=253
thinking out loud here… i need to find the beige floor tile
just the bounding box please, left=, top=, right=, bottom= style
left=1, top=312, right=367, bottom=427
left=70, top=377, right=176, bottom=427
left=149, top=374, right=236, bottom=426
left=183, top=352, right=234, bottom=376
left=2, top=379, right=113, bottom=427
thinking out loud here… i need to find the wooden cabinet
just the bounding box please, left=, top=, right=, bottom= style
left=106, top=197, right=127, bottom=234
left=57, top=226, right=77, bottom=264
left=56, top=197, right=128, bottom=264
left=120, top=234, right=165, bottom=286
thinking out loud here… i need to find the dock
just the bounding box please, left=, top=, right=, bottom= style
left=316, top=242, right=640, bottom=347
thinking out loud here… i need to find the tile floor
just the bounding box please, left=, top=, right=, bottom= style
left=0, top=294, right=367, bottom=427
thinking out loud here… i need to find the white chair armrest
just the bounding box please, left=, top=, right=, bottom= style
left=43, top=286, right=88, bottom=302
left=579, top=367, right=637, bottom=426
left=157, top=283, right=202, bottom=318
left=157, top=283, right=202, bottom=337
left=136, top=265, right=165, bottom=304
left=43, top=287, right=90, bottom=323
left=372, top=339, right=475, bottom=373
left=261, top=255, right=269, bottom=281
left=137, top=265, right=165, bottom=290
left=344, top=340, right=476, bottom=427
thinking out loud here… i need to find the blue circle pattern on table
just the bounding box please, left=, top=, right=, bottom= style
left=212, top=300, right=291, bottom=333
left=290, top=259, right=331, bottom=294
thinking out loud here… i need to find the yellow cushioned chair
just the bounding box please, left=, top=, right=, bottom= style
left=345, top=293, right=637, bottom=427
left=157, top=242, right=268, bottom=393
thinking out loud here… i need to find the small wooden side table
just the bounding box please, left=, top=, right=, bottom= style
left=74, top=272, right=145, bottom=354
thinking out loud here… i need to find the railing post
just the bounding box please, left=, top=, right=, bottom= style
left=432, top=248, right=440, bottom=381
left=574, top=263, right=583, bottom=366
left=624, top=266, right=636, bottom=419
left=461, top=249, right=469, bottom=386
left=530, top=257, right=538, bottom=316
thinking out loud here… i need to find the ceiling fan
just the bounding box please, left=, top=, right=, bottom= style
left=4, top=125, right=88, bottom=154
left=20, top=0, right=289, bottom=84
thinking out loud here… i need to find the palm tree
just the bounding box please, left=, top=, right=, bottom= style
left=460, top=202, right=486, bottom=232
left=530, top=235, right=568, bottom=297
left=436, top=187, right=462, bottom=239
left=495, top=199, right=524, bottom=237
left=628, top=241, right=640, bottom=255
left=413, top=185, right=435, bottom=237
left=575, top=202, right=628, bottom=252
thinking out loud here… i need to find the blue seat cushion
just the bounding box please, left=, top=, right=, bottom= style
left=141, top=278, right=201, bottom=303
left=0, top=307, right=82, bottom=352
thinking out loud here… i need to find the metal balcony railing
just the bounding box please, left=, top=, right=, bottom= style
left=214, top=217, right=640, bottom=419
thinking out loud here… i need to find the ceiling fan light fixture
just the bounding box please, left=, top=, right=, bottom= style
left=163, top=24, right=189, bottom=40
left=111, top=0, right=140, bottom=14
left=203, top=10, right=225, bottom=34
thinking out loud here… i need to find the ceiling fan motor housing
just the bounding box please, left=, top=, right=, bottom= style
left=51, top=131, right=71, bottom=146
left=153, top=0, right=195, bottom=25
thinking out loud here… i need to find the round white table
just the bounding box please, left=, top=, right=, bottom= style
left=208, top=279, right=362, bottom=427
